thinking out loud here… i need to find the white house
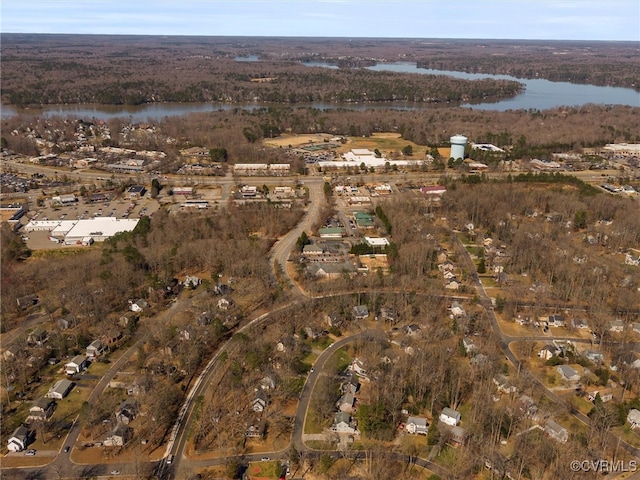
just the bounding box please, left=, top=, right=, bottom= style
left=86, top=339, right=104, bottom=358
left=350, top=358, right=367, bottom=377
left=493, top=375, right=517, bottom=394
left=627, top=409, right=640, bottom=429
left=7, top=426, right=31, bottom=452
left=557, top=365, right=580, bottom=382
left=462, top=337, right=477, bottom=354
left=129, top=299, right=148, bottom=312
left=46, top=379, right=74, bottom=399
left=26, top=398, right=56, bottom=423
left=545, top=419, right=568, bottom=443
left=65, top=355, right=88, bottom=375
left=439, top=407, right=461, bottom=426
left=538, top=344, right=560, bottom=360
left=332, top=411, right=357, bottom=434
left=406, top=416, right=429, bottom=435
left=450, top=301, right=466, bottom=318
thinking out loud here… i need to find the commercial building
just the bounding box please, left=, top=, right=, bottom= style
left=24, top=217, right=140, bottom=244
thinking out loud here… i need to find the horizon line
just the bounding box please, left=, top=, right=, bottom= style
left=2, top=32, right=638, bottom=43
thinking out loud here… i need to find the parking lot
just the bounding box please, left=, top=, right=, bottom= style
left=19, top=193, right=160, bottom=250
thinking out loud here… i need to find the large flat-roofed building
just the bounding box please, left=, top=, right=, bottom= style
left=24, top=218, right=139, bottom=244
left=64, top=218, right=140, bottom=244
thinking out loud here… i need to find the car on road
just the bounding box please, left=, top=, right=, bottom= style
left=63, top=446, right=70, bottom=453
left=261, top=457, right=271, bottom=461
left=166, top=454, right=174, bottom=464
left=110, top=470, right=120, bottom=475
left=310, top=367, right=315, bottom=373
left=25, top=449, right=36, bottom=456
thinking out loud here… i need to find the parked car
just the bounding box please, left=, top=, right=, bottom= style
left=25, top=449, right=36, bottom=456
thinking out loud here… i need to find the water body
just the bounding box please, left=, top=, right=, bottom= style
left=2, top=62, right=637, bottom=121
left=363, top=62, right=639, bottom=111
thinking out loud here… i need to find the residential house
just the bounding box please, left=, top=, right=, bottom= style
left=462, top=337, right=477, bottom=354
left=57, top=315, right=78, bottom=330
left=260, top=376, right=276, bottom=391
left=627, top=409, right=640, bottom=429
left=404, top=324, right=421, bottom=336
left=7, top=426, right=31, bottom=452
left=245, top=421, right=266, bottom=439
left=439, top=407, right=461, bottom=426
left=26, top=398, right=56, bottom=423
left=379, top=306, right=398, bottom=324
left=493, top=375, right=517, bottom=394
left=115, top=400, right=138, bottom=425
left=27, top=328, right=49, bottom=347
left=586, top=387, right=613, bottom=403
left=557, top=365, right=580, bottom=382
left=353, top=305, right=369, bottom=320
left=450, top=302, right=466, bottom=318
left=342, top=376, right=360, bottom=395
left=538, top=344, right=560, bottom=360
left=86, top=339, right=104, bottom=358
left=444, top=279, right=460, bottom=290
left=252, top=391, right=267, bottom=413
left=217, top=298, right=232, bottom=310
left=332, top=411, right=357, bottom=434
left=544, top=419, right=569, bottom=443
left=65, top=355, right=88, bottom=375
left=517, top=395, right=538, bottom=418
left=547, top=315, right=566, bottom=328
left=515, top=316, right=531, bottom=326
left=46, top=379, right=74, bottom=399
left=584, top=350, right=604, bottom=364
left=572, top=318, right=589, bottom=330
left=447, top=425, right=468, bottom=446
left=325, top=312, right=344, bottom=328
left=439, top=261, right=455, bottom=273
left=104, top=424, right=132, bottom=447
left=337, top=392, right=355, bottom=413
left=350, top=358, right=367, bottom=377
left=129, top=299, right=148, bottom=313
left=470, top=353, right=489, bottom=366
left=406, top=416, right=429, bottom=435
left=610, top=319, right=625, bottom=333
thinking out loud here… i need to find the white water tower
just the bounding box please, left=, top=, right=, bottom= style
left=450, top=134, right=467, bottom=160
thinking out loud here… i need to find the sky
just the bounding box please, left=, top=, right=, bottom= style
left=1, top=0, right=639, bottom=41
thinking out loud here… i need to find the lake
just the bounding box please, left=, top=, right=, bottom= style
left=2, top=61, right=637, bottom=121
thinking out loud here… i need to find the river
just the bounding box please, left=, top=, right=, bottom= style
left=2, top=61, right=637, bottom=121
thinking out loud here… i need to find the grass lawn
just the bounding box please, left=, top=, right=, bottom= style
left=612, top=425, right=640, bottom=448
left=455, top=231, right=471, bottom=244
left=333, top=347, right=352, bottom=373
left=434, top=445, right=459, bottom=469
left=568, top=394, right=594, bottom=416
left=311, top=336, right=333, bottom=350
left=304, top=408, right=328, bottom=435
left=247, top=460, right=282, bottom=479
left=399, top=433, right=429, bottom=456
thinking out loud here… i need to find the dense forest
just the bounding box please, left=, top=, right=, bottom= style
left=3, top=34, right=638, bottom=108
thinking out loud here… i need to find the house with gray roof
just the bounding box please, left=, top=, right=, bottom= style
left=46, top=379, right=74, bottom=399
